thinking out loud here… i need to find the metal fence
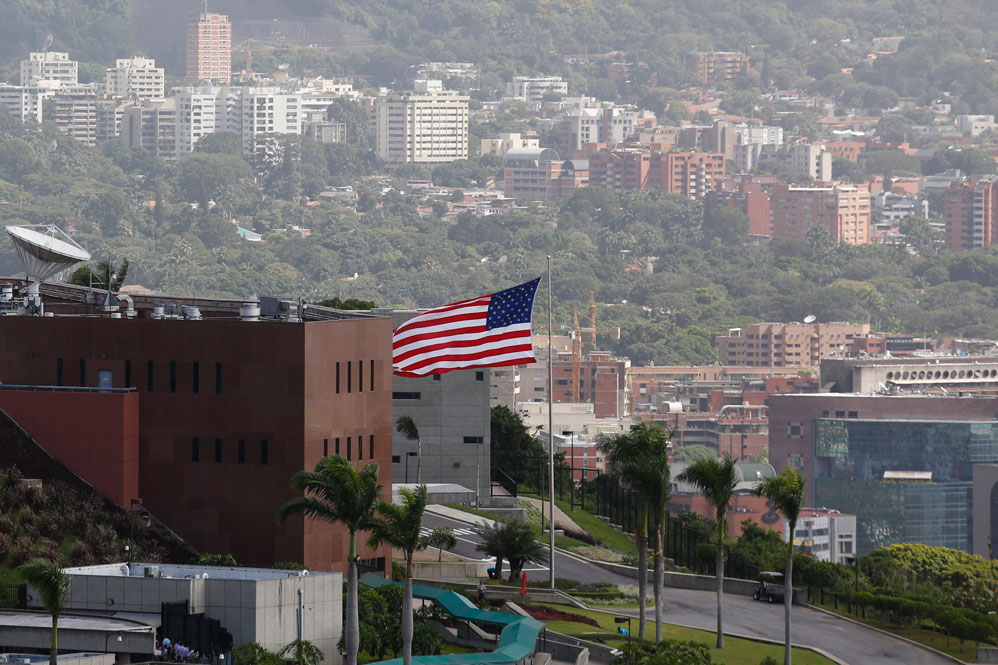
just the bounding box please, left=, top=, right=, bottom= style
left=494, top=456, right=759, bottom=581
left=0, top=584, right=26, bottom=609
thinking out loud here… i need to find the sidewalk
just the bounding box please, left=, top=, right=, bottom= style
left=519, top=497, right=583, bottom=532
left=426, top=504, right=500, bottom=527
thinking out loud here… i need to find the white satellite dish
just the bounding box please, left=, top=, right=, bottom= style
left=803, top=314, right=817, bottom=324
left=6, top=225, right=91, bottom=315
left=278, top=63, right=291, bottom=70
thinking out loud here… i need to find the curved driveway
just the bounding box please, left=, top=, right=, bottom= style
left=422, top=512, right=956, bottom=665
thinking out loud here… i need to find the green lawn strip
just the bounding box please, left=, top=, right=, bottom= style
left=554, top=499, right=638, bottom=557
left=809, top=598, right=983, bottom=663
left=535, top=602, right=836, bottom=665
left=442, top=503, right=592, bottom=550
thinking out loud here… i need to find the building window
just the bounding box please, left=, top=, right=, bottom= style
left=79, top=359, right=86, bottom=387
left=392, top=455, right=401, bottom=463
left=56, top=358, right=63, bottom=386
left=260, top=440, right=269, bottom=464
left=98, top=370, right=113, bottom=389
left=463, top=436, right=484, bottom=444
left=358, top=360, right=363, bottom=394
left=835, top=411, right=845, bottom=418
left=433, top=375, right=441, bottom=381
left=393, top=392, right=421, bottom=400
left=336, top=362, right=340, bottom=393
left=370, top=359, right=375, bottom=391
left=238, top=439, right=245, bottom=464
left=323, top=439, right=328, bottom=457
left=848, top=411, right=858, bottom=418
left=369, top=435, right=374, bottom=459
left=215, top=362, right=222, bottom=394
left=347, top=437, right=352, bottom=460
left=358, top=435, right=363, bottom=460
left=147, top=361, right=154, bottom=392
left=170, top=361, right=177, bottom=393
left=335, top=438, right=341, bottom=455
left=192, top=438, right=200, bottom=463
left=347, top=361, right=352, bottom=393
left=475, top=371, right=484, bottom=381
left=193, top=361, right=200, bottom=393
left=214, top=438, right=222, bottom=463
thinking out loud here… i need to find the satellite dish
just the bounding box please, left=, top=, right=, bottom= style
left=278, top=63, right=291, bottom=70
left=803, top=314, right=817, bottom=324
left=498, top=255, right=508, bottom=263
left=42, top=33, right=54, bottom=51
left=7, top=225, right=91, bottom=316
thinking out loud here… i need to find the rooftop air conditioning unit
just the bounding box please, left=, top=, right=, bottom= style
left=144, top=566, right=160, bottom=578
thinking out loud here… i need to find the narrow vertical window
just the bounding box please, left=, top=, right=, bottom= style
left=214, top=438, right=222, bottom=463
left=260, top=440, right=269, bottom=465
left=358, top=436, right=363, bottom=460
left=370, top=359, right=374, bottom=391
left=215, top=362, right=222, bottom=394
left=79, top=359, right=86, bottom=387
left=369, top=435, right=374, bottom=459
left=347, top=361, right=352, bottom=393
left=346, top=437, right=352, bottom=460
left=125, top=359, right=131, bottom=387
left=192, top=361, right=200, bottom=394
left=147, top=361, right=154, bottom=392
left=56, top=358, right=63, bottom=386
left=358, top=360, right=363, bottom=395
left=323, top=439, right=328, bottom=457
left=335, top=438, right=341, bottom=456
left=191, top=438, right=200, bottom=463
left=336, top=362, right=340, bottom=393
left=169, top=361, right=176, bottom=393
left=237, top=439, right=245, bottom=464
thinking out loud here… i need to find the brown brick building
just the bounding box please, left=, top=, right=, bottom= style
left=944, top=178, right=997, bottom=251
left=0, top=285, right=393, bottom=573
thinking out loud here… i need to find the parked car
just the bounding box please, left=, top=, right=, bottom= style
left=752, top=571, right=786, bottom=603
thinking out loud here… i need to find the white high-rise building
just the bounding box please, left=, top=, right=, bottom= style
left=0, top=85, right=46, bottom=123
left=106, top=56, right=165, bottom=100
left=374, top=80, right=469, bottom=164
left=174, top=86, right=224, bottom=156
left=20, top=52, right=78, bottom=88
left=505, top=76, right=568, bottom=103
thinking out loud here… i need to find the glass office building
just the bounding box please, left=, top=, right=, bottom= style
left=813, top=419, right=998, bottom=554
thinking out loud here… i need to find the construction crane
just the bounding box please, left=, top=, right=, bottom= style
left=569, top=292, right=621, bottom=402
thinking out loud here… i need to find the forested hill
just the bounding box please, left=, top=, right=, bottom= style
left=2, top=0, right=998, bottom=113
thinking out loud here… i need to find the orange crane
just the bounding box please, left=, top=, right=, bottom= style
left=569, top=292, right=621, bottom=402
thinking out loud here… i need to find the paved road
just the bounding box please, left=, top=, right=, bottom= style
left=422, top=513, right=955, bottom=665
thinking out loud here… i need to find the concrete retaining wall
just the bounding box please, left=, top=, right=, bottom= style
left=587, top=559, right=764, bottom=597
left=980, top=647, right=998, bottom=663
left=410, top=561, right=491, bottom=580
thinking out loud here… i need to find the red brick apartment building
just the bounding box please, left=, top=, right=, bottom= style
left=770, top=183, right=871, bottom=245
left=715, top=321, right=871, bottom=367
left=0, top=282, right=393, bottom=574
left=501, top=147, right=588, bottom=200
left=186, top=12, right=231, bottom=84
left=684, top=51, right=750, bottom=84
left=944, top=178, right=997, bottom=251
left=584, top=148, right=725, bottom=199
left=711, top=181, right=772, bottom=236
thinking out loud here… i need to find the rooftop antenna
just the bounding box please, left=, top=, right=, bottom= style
left=41, top=34, right=53, bottom=52
left=803, top=314, right=817, bottom=324
left=6, top=224, right=90, bottom=316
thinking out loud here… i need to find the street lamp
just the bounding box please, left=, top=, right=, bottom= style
left=404, top=452, right=418, bottom=484
left=105, top=633, right=122, bottom=652
left=613, top=616, right=631, bottom=665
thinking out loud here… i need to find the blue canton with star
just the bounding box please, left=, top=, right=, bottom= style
left=485, top=278, right=541, bottom=330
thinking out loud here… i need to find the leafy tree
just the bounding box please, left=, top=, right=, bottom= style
left=366, top=485, right=430, bottom=665
left=232, top=642, right=284, bottom=665
left=473, top=519, right=547, bottom=581
left=673, top=444, right=717, bottom=465
left=195, top=132, right=243, bottom=155
left=276, top=457, right=382, bottom=665
left=191, top=553, right=238, bottom=567
left=677, top=457, right=739, bottom=648
left=278, top=639, right=323, bottom=665
left=425, top=527, right=457, bottom=562
left=18, top=559, right=71, bottom=665
left=754, top=467, right=805, bottom=665
left=67, top=260, right=129, bottom=292
left=491, top=406, right=546, bottom=488
left=316, top=297, right=377, bottom=310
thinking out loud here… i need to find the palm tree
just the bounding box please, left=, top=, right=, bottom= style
left=474, top=519, right=547, bottom=582
left=598, top=421, right=670, bottom=639
left=276, top=456, right=381, bottom=665
left=18, top=558, right=71, bottom=665
left=366, top=485, right=429, bottom=665
left=677, top=456, right=738, bottom=648
left=395, top=416, right=421, bottom=483
left=426, top=526, right=457, bottom=562
left=645, top=426, right=672, bottom=641
left=754, top=467, right=806, bottom=665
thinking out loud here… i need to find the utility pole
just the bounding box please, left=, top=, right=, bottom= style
left=547, top=255, right=555, bottom=589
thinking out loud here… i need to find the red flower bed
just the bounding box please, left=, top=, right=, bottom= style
left=518, top=604, right=599, bottom=627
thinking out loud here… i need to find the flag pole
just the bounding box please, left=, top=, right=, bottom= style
left=547, top=255, right=555, bottom=589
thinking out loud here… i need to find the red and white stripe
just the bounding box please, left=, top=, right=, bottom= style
left=392, top=294, right=535, bottom=377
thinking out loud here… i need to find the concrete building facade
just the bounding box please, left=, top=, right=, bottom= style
left=374, top=80, right=469, bottom=164
left=121, top=98, right=177, bottom=160
left=106, top=57, right=165, bottom=101
left=186, top=13, right=232, bottom=84
left=785, top=508, right=856, bottom=563
left=20, top=52, right=78, bottom=88
left=944, top=178, right=997, bottom=251
left=685, top=51, right=750, bottom=83
left=505, top=76, right=567, bottom=103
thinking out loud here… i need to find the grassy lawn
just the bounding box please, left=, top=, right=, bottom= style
left=810, top=598, right=984, bottom=663
left=536, top=603, right=836, bottom=665
left=555, top=499, right=638, bottom=557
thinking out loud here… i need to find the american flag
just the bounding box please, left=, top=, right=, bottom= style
left=392, top=278, right=541, bottom=377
